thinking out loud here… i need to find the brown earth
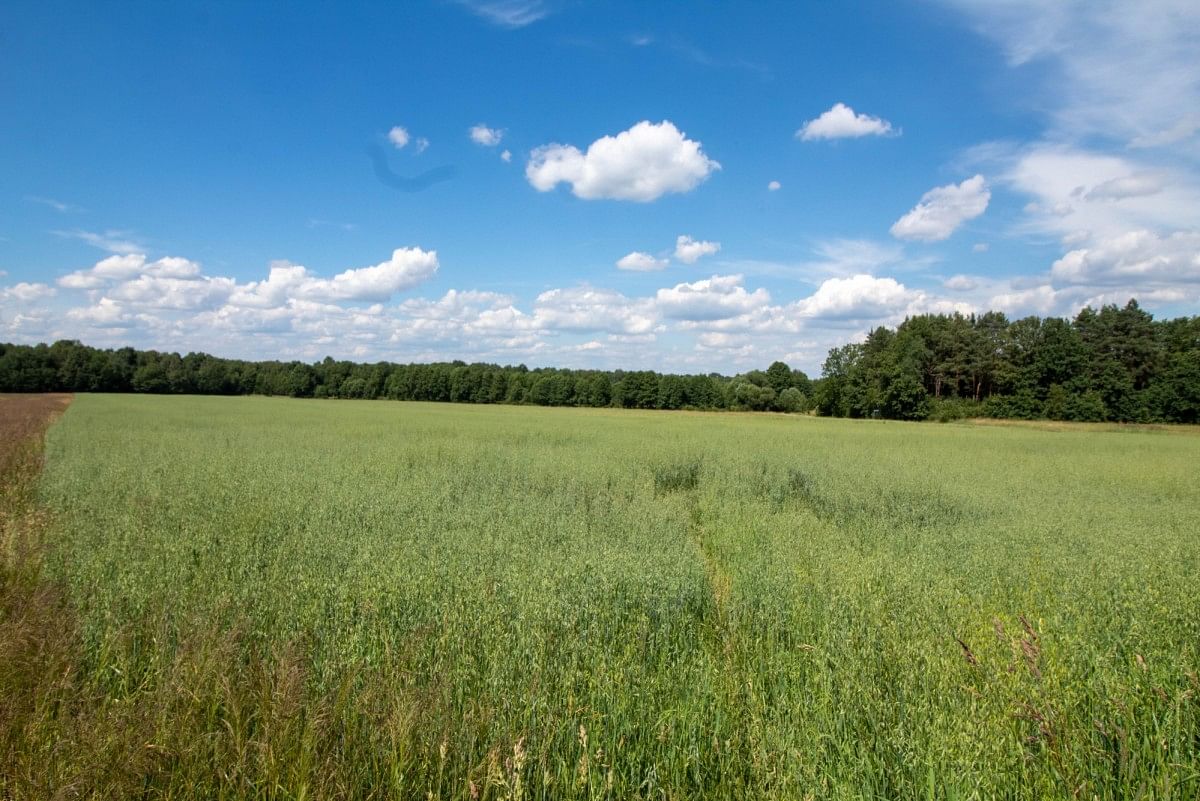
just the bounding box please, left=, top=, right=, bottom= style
left=0, top=393, right=72, bottom=480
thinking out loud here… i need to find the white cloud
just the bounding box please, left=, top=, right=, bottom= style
left=616, top=251, right=668, bottom=271
left=655, top=274, right=770, bottom=321
left=314, top=248, right=439, bottom=301
left=233, top=248, right=438, bottom=305
left=532, top=286, right=658, bottom=334
left=226, top=262, right=308, bottom=308
left=991, top=145, right=1200, bottom=240
left=0, top=282, right=56, bottom=302
left=987, top=284, right=1062, bottom=317
left=53, top=248, right=438, bottom=326
left=53, top=229, right=143, bottom=255
left=1082, top=173, right=1163, bottom=201
left=1050, top=229, right=1200, bottom=286
left=415, top=137, right=430, bottom=154
left=972, top=242, right=989, bottom=253
left=27, top=196, right=78, bottom=213
left=802, top=239, right=907, bottom=277
left=696, top=331, right=744, bottom=350
left=944, top=274, right=980, bottom=291
left=797, top=103, right=895, bottom=141
left=673, top=235, right=721, bottom=264
left=767, top=180, right=781, bottom=191
left=938, top=1, right=1200, bottom=151
left=388, top=126, right=410, bottom=149
left=458, top=0, right=548, bottom=28
left=890, top=175, right=990, bottom=242
left=66, top=298, right=132, bottom=327
left=58, top=254, right=203, bottom=289
left=470, top=124, right=504, bottom=147
left=500, top=149, right=512, bottom=162
left=792, top=274, right=922, bottom=320
left=109, top=274, right=235, bottom=310
left=526, top=120, right=720, bottom=202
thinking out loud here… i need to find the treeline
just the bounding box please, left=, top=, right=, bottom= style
left=817, top=300, right=1200, bottom=423
left=0, top=340, right=813, bottom=412
left=2, top=299, right=1197, bottom=422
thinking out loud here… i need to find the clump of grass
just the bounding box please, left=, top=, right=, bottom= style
left=654, top=458, right=701, bottom=494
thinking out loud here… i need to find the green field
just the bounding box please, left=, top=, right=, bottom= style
left=25, top=395, right=1200, bottom=798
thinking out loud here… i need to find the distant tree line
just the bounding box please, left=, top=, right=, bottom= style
left=816, top=300, right=1200, bottom=423
left=0, top=340, right=814, bottom=413
left=1, top=300, right=1196, bottom=422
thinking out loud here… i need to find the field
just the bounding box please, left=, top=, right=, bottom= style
left=5, top=394, right=1200, bottom=799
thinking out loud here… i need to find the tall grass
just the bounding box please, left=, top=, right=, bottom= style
left=6, top=394, right=1200, bottom=799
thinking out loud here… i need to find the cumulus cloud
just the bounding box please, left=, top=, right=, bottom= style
left=797, top=103, right=895, bottom=141
left=108, top=274, right=235, bottom=310
left=987, top=284, right=1062, bottom=317
left=52, top=248, right=438, bottom=325
left=792, top=274, right=922, bottom=320
left=944, top=274, right=980, bottom=291
left=1050, top=230, right=1200, bottom=286
left=388, top=126, right=410, bottom=149
left=470, top=124, right=504, bottom=146
left=233, top=248, right=439, bottom=305
left=616, top=251, right=668, bottom=271
left=768, top=180, right=781, bottom=191
left=59, top=254, right=202, bottom=289
left=66, top=297, right=132, bottom=327
left=500, top=149, right=512, bottom=162
left=532, top=286, right=658, bottom=334
left=526, top=120, right=720, bottom=202
left=673, top=235, right=721, bottom=264
left=655, top=274, right=770, bottom=321
left=0, top=282, right=56, bottom=302
left=890, top=175, right=990, bottom=242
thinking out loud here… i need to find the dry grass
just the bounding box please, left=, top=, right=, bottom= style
left=959, top=416, right=1200, bottom=435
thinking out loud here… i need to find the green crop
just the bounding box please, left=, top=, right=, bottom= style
left=27, top=394, right=1200, bottom=799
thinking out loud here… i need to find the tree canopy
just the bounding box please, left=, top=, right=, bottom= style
left=2, top=300, right=1196, bottom=422
left=815, top=301, right=1199, bottom=423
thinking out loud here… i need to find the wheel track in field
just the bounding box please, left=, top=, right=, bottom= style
left=680, top=496, right=762, bottom=777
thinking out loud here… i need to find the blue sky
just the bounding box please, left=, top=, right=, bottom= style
left=2, top=0, right=1198, bottom=374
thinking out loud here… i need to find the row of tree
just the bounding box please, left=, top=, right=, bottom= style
left=816, top=300, right=1199, bottom=423
left=1, top=300, right=1196, bottom=422
left=0, top=340, right=813, bottom=413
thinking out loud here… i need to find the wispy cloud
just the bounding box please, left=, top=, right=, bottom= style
left=307, top=219, right=357, bottom=232
left=938, top=0, right=1200, bottom=152
left=625, top=34, right=771, bottom=79
left=52, top=229, right=143, bottom=254
left=456, top=0, right=550, bottom=29
left=27, top=195, right=81, bottom=213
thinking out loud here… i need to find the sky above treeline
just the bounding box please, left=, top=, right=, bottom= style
left=2, top=1, right=1198, bottom=374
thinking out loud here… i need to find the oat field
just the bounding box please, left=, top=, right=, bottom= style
left=6, top=394, right=1200, bottom=799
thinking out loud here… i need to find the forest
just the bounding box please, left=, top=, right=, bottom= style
left=1, top=300, right=1197, bottom=423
